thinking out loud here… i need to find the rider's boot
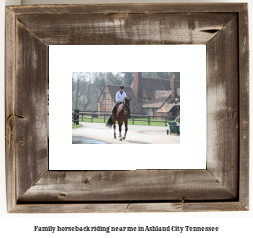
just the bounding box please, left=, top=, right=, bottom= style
left=111, top=107, right=116, bottom=119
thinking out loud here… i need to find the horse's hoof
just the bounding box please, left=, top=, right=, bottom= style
left=119, top=138, right=123, bottom=141
left=123, top=137, right=125, bottom=140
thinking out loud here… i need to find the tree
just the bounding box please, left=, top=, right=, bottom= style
left=72, top=72, right=92, bottom=110
left=104, top=72, right=123, bottom=85
left=122, top=72, right=134, bottom=86
left=142, top=72, right=180, bottom=80
left=72, top=71, right=180, bottom=111
left=81, top=81, right=93, bottom=110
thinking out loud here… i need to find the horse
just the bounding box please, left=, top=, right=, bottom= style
left=106, top=98, right=130, bottom=141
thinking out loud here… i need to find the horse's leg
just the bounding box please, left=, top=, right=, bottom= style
left=119, top=121, right=123, bottom=141
left=123, top=120, right=128, bottom=140
left=113, top=120, right=116, bottom=139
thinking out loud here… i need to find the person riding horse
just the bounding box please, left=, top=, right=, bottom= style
left=106, top=86, right=131, bottom=140
left=112, top=85, right=131, bottom=118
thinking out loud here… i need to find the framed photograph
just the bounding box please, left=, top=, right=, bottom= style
left=5, top=3, right=249, bottom=213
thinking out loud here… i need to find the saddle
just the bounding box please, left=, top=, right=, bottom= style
left=113, top=103, right=122, bottom=113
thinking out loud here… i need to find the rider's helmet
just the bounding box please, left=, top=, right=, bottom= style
left=119, top=85, right=124, bottom=89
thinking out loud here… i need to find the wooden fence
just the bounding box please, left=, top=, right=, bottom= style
left=72, top=110, right=177, bottom=126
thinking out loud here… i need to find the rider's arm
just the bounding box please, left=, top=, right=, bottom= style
left=115, top=92, right=120, bottom=103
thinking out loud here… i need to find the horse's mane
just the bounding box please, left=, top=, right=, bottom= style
left=119, top=98, right=130, bottom=111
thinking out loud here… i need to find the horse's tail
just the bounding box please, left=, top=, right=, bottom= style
left=106, top=115, right=113, bottom=128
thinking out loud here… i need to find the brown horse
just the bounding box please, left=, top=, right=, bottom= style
left=106, top=98, right=130, bottom=141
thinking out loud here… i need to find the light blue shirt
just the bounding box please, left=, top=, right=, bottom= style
left=116, top=91, right=127, bottom=103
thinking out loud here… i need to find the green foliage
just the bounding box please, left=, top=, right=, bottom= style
left=122, top=72, right=134, bottom=86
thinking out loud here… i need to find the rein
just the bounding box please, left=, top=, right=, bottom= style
left=122, top=100, right=129, bottom=115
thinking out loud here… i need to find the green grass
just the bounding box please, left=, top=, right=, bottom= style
left=72, top=122, right=83, bottom=129
left=78, top=116, right=175, bottom=127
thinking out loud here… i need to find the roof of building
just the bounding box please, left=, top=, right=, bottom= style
left=100, top=77, right=180, bottom=113
left=105, top=85, right=144, bottom=114
left=157, top=103, right=175, bottom=113
left=142, top=90, right=176, bottom=109
left=139, top=77, right=172, bottom=99
left=157, top=100, right=180, bottom=113
left=154, top=90, right=172, bottom=98
left=142, top=98, right=168, bottom=108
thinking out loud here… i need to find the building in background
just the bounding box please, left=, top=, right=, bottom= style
left=97, top=85, right=144, bottom=114
left=98, top=72, right=180, bottom=117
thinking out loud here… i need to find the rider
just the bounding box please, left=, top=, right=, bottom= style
left=112, top=85, right=131, bottom=118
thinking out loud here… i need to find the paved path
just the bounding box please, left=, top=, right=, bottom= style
left=72, top=122, right=180, bottom=144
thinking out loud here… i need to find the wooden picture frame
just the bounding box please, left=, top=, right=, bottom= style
left=5, top=3, right=249, bottom=213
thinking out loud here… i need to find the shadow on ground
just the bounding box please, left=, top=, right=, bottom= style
left=72, top=136, right=111, bottom=144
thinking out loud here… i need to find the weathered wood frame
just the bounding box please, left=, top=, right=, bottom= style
left=5, top=4, right=249, bottom=213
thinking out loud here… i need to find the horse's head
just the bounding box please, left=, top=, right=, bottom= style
left=123, top=98, right=130, bottom=115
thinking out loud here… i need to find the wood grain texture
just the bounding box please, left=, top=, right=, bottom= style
left=238, top=4, right=249, bottom=209
left=5, top=7, right=17, bottom=212
left=18, top=170, right=236, bottom=202
left=5, top=3, right=249, bottom=213
left=125, top=202, right=247, bottom=212
left=16, top=13, right=235, bottom=45
left=10, top=202, right=247, bottom=213
left=15, top=20, right=48, bottom=200
left=206, top=16, right=239, bottom=198
left=7, top=3, right=246, bottom=14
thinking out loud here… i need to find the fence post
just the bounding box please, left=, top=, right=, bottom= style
left=132, top=115, right=134, bottom=125
left=82, top=114, right=83, bottom=121
left=104, top=114, right=105, bottom=123
left=74, top=109, right=79, bottom=125
left=148, top=116, right=150, bottom=125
